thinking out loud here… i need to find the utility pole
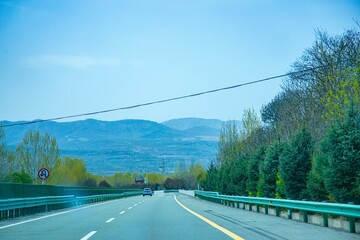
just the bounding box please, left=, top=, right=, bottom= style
left=162, top=158, right=165, bottom=175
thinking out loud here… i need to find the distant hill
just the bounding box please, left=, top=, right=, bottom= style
left=3, top=119, right=183, bottom=146
left=162, top=118, right=223, bottom=131
left=1, top=118, right=239, bottom=174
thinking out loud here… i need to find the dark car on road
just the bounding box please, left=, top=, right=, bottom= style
left=143, top=188, right=152, bottom=196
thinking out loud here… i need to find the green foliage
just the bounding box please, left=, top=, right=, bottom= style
left=173, top=161, right=207, bottom=189
left=307, top=171, right=326, bottom=201
left=240, top=108, right=261, bottom=140
left=275, top=172, right=286, bottom=199
left=0, top=127, right=15, bottom=181
left=246, top=147, right=265, bottom=196
left=204, top=161, right=218, bottom=191
left=15, top=131, right=60, bottom=183
left=322, top=105, right=360, bottom=203
left=279, top=129, right=313, bottom=199
left=258, top=141, right=284, bottom=198
left=82, top=177, right=97, bottom=187
left=189, top=162, right=207, bottom=189
left=49, top=157, right=87, bottom=186
left=217, top=162, right=234, bottom=194
left=214, top=109, right=263, bottom=195
left=324, top=69, right=360, bottom=123
left=5, top=171, right=32, bottom=184
left=111, top=172, right=134, bottom=187
left=148, top=173, right=166, bottom=186
left=217, top=121, right=240, bottom=165
left=229, top=156, right=247, bottom=196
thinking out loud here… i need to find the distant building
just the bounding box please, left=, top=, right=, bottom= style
left=135, top=176, right=144, bottom=184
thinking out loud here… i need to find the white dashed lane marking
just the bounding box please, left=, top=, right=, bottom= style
left=106, top=218, right=115, bottom=223
left=80, top=231, right=97, bottom=240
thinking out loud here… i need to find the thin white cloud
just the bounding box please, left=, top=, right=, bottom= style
left=24, top=54, right=123, bottom=70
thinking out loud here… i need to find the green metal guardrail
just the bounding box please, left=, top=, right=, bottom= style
left=76, top=191, right=142, bottom=205
left=0, top=195, right=75, bottom=220
left=0, top=182, right=142, bottom=199
left=0, top=191, right=143, bottom=221
left=195, top=190, right=360, bottom=233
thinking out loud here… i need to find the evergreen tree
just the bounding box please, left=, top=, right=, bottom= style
left=246, top=147, right=265, bottom=196
left=322, top=104, right=360, bottom=203
left=204, top=161, right=219, bottom=191
left=279, top=129, right=313, bottom=199
left=307, top=154, right=328, bottom=201
left=258, top=141, right=284, bottom=198
left=229, top=156, right=247, bottom=196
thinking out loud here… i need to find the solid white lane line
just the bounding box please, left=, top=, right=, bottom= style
left=120, top=211, right=125, bottom=215
left=128, top=207, right=132, bottom=209
left=106, top=218, right=115, bottom=223
left=80, top=231, right=97, bottom=240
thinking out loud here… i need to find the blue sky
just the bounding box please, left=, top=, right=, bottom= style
left=0, top=0, right=359, bottom=123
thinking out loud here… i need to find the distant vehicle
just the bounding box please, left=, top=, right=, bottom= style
left=143, top=188, right=152, bottom=196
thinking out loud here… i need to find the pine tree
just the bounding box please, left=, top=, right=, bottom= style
left=279, top=129, right=313, bottom=199
left=323, top=104, right=360, bottom=203
left=258, top=141, right=284, bottom=198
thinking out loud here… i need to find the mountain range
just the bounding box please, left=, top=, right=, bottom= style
left=1, top=118, right=241, bottom=174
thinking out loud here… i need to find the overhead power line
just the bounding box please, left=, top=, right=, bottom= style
left=2, top=68, right=316, bottom=128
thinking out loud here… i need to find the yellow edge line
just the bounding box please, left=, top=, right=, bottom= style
left=173, top=194, right=245, bottom=240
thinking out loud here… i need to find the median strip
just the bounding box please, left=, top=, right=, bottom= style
left=173, top=195, right=245, bottom=240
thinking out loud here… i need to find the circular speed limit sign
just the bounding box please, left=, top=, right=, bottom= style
left=38, top=168, right=50, bottom=180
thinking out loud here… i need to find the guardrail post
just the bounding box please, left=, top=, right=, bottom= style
left=303, top=211, right=308, bottom=223
left=287, top=209, right=292, bottom=219
left=349, top=217, right=355, bottom=233
left=256, top=204, right=260, bottom=213
left=347, top=202, right=356, bottom=233
left=322, top=213, right=328, bottom=227
left=275, top=207, right=280, bottom=217
left=265, top=205, right=268, bottom=215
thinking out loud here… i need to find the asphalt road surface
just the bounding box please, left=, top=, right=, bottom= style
left=0, top=192, right=359, bottom=240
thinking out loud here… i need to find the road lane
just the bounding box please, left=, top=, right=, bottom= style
left=0, top=195, right=147, bottom=240
left=0, top=193, right=232, bottom=240
left=0, top=193, right=359, bottom=240
left=174, top=194, right=243, bottom=240
left=175, top=194, right=360, bottom=240
left=93, top=192, right=233, bottom=240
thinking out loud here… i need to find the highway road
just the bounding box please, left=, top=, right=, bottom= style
left=0, top=192, right=358, bottom=240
